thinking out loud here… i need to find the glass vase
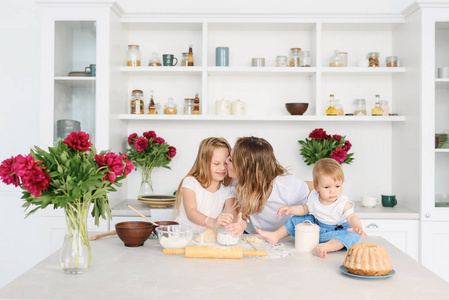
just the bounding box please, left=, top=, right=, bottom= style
left=60, top=201, right=91, bottom=274
left=139, top=168, right=154, bottom=196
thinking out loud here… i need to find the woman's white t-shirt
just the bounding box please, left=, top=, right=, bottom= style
left=175, top=176, right=235, bottom=234
left=247, top=175, right=309, bottom=233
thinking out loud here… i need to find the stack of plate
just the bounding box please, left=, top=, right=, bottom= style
left=138, top=195, right=176, bottom=208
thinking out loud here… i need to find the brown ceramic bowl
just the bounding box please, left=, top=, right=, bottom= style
left=152, top=221, right=179, bottom=235
left=285, top=103, right=309, bottom=115
left=115, top=221, right=155, bottom=247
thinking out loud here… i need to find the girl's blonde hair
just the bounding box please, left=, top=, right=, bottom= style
left=232, top=137, right=287, bottom=215
left=174, top=137, right=232, bottom=212
left=313, top=158, right=344, bottom=188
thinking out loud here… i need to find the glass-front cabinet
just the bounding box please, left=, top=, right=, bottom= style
left=435, top=22, right=449, bottom=209
left=53, top=21, right=96, bottom=143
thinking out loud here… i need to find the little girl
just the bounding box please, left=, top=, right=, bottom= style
left=257, top=158, right=367, bottom=258
left=174, top=137, right=237, bottom=234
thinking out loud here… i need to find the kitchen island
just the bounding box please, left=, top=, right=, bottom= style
left=1, top=236, right=448, bottom=300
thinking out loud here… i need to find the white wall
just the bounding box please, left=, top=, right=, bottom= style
left=0, top=0, right=416, bottom=289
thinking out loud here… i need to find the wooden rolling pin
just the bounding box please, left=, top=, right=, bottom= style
left=163, top=246, right=267, bottom=259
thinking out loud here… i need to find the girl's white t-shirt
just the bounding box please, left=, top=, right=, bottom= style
left=247, top=175, right=309, bottom=233
left=307, top=189, right=354, bottom=225
left=175, top=176, right=235, bottom=234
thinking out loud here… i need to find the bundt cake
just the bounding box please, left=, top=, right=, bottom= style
left=343, top=243, right=393, bottom=276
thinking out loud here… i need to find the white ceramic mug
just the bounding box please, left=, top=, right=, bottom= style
left=361, top=196, right=380, bottom=208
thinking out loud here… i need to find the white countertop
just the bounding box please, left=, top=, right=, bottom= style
left=112, top=200, right=419, bottom=220
left=1, top=235, right=447, bottom=299
left=353, top=202, right=419, bottom=220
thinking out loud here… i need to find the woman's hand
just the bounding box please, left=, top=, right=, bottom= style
left=215, top=212, right=234, bottom=228
left=226, top=212, right=246, bottom=236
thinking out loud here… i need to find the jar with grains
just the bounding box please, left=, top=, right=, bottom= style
left=127, top=45, right=141, bottom=66
left=367, top=52, right=380, bottom=67
left=289, top=48, right=301, bottom=67
left=148, top=52, right=162, bottom=66
left=334, top=100, right=344, bottom=116
left=329, top=50, right=343, bottom=67
left=181, top=52, right=189, bottom=66
left=353, top=99, right=366, bottom=116
left=184, top=98, right=195, bottom=115
left=130, top=89, right=144, bottom=114
left=380, top=100, right=389, bottom=116
left=386, top=56, right=398, bottom=67
left=164, top=97, right=177, bottom=114
left=275, top=56, right=288, bottom=67
left=300, top=50, right=311, bottom=67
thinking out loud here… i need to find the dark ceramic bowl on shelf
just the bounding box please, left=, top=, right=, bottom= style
left=115, top=221, right=155, bottom=247
left=285, top=103, right=309, bottom=115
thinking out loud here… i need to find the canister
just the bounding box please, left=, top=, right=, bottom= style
left=215, top=99, right=231, bottom=115
left=252, top=58, right=265, bottom=67
left=339, top=52, right=348, bottom=67
left=295, top=220, right=319, bottom=251
left=231, top=99, right=245, bottom=115
left=216, top=47, right=229, bottom=66
left=353, top=99, right=367, bottom=116
left=438, top=67, right=449, bottom=78
left=57, top=119, right=81, bottom=140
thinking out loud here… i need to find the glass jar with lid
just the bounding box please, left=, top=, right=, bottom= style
left=367, top=52, right=380, bottom=67
left=289, top=48, right=301, bottom=67
left=148, top=52, right=161, bottom=66
left=130, top=89, right=144, bottom=114
left=164, top=97, right=177, bottom=114
left=386, top=56, right=398, bottom=67
left=275, top=56, right=288, bottom=67
left=127, top=45, right=141, bottom=66
left=181, top=52, right=189, bottom=66
left=184, top=98, right=195, bottom=115
left=300, top=50, right=311, bottom=67
left=380, top=100, right=389, bottom=116
left=353, top=99, right=367, bottom=116
left=329, top=50, right=343, bottom=67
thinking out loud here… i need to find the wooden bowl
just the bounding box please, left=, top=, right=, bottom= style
left=285, top=103, right=309, bottom=115
left=152, top=221, right=179, bottom=235
left=115, top=221, right=155, bottom=247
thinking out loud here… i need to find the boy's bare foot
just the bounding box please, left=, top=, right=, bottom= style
left=312, top=244, right=327, bottom=259
left=256, top=229, right=279, bottom=244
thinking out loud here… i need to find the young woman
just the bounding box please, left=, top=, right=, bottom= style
left=225, top=136, right=314, bottom=236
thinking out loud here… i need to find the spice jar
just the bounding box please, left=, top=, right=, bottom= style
left=367, top=52, right=380, bottom=67
left=183, top=98, right=195, bottom=115
left=181, top=52, right=189, bottom=66
left=334, top=100, right=344, bottom=116
left=130, top=89, right=144, bottom=114
left=386, top=56, right=398, bottom=67
left=127, top=45, right=141, bottom=66
left=289, top=48, right=301, bottom=67
left=339, top=52, right=348, bottom=67
left=275, top=55, right=288, bottom=67
left=148, top=52, right=161, bottom=66
left=353, top=99, right=367, bottom=116
left=329, top=50, right=343, bottom=67
left=300, top=50, right=311, bottom=67
left=164, top=97, right=177, bottom=114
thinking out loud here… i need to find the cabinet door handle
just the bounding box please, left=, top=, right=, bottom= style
left=366, top=223, right=379, bottom=229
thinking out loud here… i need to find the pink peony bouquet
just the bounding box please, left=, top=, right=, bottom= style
left=299, top=128, right=354, bottom=165
left=126, top=131, right=176, bottom=193
left=0, top=132, right=134, bottom=224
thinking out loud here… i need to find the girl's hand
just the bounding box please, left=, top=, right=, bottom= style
left=276, top=206, right=292, bottom=218
left=347, top=226, right=368, bottom=238
left=226, top=212, right=245, bottom=236
left=215, top=212, right=234, bottom=228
